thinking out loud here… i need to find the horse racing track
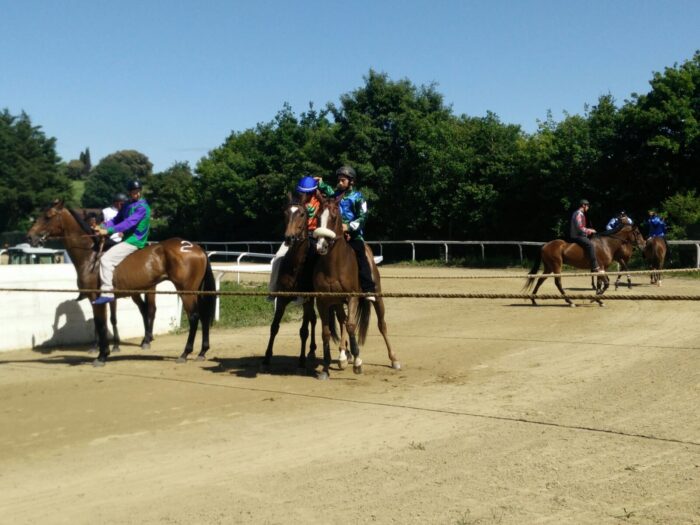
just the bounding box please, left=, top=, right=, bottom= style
left=0, top=266, right=698, bottom=524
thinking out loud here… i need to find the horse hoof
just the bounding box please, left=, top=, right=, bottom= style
left=599, top=303, right=606, bottom=307
left=111, top=347, right=120, bottom=354
left=141, top=343, right=151, bottom=350
left=338, top=357, right=348, bottom=370
left=87, top=348, right=98, bottom=355
left=391, top=361, right=402, bottom=370
left=176, top=356, right=187, bottom=364
left=569, top=303, right=577, bottom=308
left=196, top=355, right=206, bottom=362
left=92, top=359, right=106, bottom=367
left=317, top=371, right=330, bottom=380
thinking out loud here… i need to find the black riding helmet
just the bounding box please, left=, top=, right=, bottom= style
left=113, top=193, right=128, bottom=202
left=127, top=180, right=142, bottom=192
left=336, top=165, right=356, bottom=181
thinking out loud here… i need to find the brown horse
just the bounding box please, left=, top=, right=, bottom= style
left=524, top=223, right=646, bottom=306
left=27, top=200, right=216, bottom=366
left=312, top=197, right=400, bottom=379
left=262, top=195, right=318, bottom=372
left=644, top=237, right=668, bottom=286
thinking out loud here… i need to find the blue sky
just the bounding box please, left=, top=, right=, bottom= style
left=1, top=0, right=698, bottom=173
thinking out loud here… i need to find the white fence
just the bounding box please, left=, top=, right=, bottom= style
left=201, top=239, right=700, bottom=266
left=0, top=265, right=181, bottom=353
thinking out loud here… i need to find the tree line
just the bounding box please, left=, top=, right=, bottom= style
left=2, top=51, right=700, bottom=243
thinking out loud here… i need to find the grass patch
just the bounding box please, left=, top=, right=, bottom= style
left=180, top=282, right=302, bottom=330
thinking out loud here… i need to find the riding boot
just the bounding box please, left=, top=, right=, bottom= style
left=348, top=238, right=375, bottom=294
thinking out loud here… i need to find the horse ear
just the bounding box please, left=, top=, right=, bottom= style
left=286, top=191, right=293, bottom=203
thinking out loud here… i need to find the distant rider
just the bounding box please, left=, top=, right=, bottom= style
left=570, top=199, right=602, bottom=273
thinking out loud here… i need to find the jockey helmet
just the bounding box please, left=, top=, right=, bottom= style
left=127, top=180, right=142, bottom=192
left=336, top=165, right=356, bottom=181
left=579, top=199, right=590, bottom=206
left=114, top=193, right=128, bottom=203
left=296, top=176, right=318, bottom=194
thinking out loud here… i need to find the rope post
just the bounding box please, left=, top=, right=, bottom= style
left=480, top=243, right=485, bottom=261
left=444, top=243, right=449, bottom=263
left=411, top=242, right=416, bottom=262
left=518, top=244, right=523, bottom=264
left=696, top=243, right=699, bottom=268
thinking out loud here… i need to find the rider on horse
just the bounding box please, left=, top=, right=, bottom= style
left=606, top=210, right=633, bottom=230
left=570, top=199, right=603, bottom=273
left=92, top=180, right=151, bottom=305
left=318, top=165, right=376, bottom=300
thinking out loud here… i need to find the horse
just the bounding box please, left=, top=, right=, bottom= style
left=27, top=200, right=216, bottom=366
left=644, top=236, right=668, bottom=286
left=312, top=197, right=400, bottom=379
left=262, top=195, right=319, bottom=373
left=524, top=223, right=646, bottom=306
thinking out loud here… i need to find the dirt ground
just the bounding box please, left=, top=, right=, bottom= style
left=0, top=266, right=699, bottom=524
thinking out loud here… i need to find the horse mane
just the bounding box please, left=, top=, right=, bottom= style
left=597, top=223, right=630, bottom=237
left=67, top=208, right=96, bottom=235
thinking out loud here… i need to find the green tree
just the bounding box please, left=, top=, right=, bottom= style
left=0, top=109, right=72, bottom=232
left=82, top=150, right=153, bottom=208
left=148, top=162, right=197, bottom=239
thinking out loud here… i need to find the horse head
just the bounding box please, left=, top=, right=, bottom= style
left=628, top=224, right=647, bottom=250
left=313, top=197, right=342, bottom=256
left=26, top=199, right=66, bottom=246
left=283, top=195, right=309, bottom=246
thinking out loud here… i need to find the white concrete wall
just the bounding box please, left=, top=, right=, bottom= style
left=0, top=265, right=182, bottom=352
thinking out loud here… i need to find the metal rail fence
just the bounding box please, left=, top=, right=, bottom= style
left=196, top=239, right=700, bottom=267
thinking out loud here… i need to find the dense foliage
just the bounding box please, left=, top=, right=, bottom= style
left=0, top=110, right=72, bottom=232
left=4, top=51, right=700, bottom=242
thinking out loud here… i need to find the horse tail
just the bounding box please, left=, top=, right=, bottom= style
left=198, top=255, right=216, bottom=327
left=523, top=247, right=543, bottom=292
left=356, top=298, right=372, bottom=345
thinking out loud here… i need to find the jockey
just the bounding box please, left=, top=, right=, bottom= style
left=102, top=193, right=127, bottom=243
left=570, top=199, right=602, bottom=273
left=92, top=180, right=151, bottom=305
left=318, top=165, right=376, bottom=300
left=267, top=175, right=322, bottom=304
left=647, top=209, right=667, bottom=238
left=606, top=210, right=633, bottom=231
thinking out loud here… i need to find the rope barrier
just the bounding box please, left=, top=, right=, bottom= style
left=1, top=287, right=700, bottom=301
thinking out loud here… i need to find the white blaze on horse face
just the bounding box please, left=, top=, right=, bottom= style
left=316, top=208, right=331, bottom=254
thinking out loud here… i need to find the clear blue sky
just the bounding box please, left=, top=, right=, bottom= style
left=2, top=0, right=699, bottom=173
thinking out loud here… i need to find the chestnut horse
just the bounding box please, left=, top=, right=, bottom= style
left=27, top=200, right=216, bottom=366
left=262, top=195, right=318, bottom=372
left=644, top=237, right=668, bottom=286
left=524, top=223, right=646, bottom=306
left=312, top=197, right=400, bottom=379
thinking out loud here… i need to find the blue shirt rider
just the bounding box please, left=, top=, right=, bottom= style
left=647, top=210, right=667, bottom=237
left=606, top=210, right=633, bottom=231
left=318, top=165, right=376, bottom=299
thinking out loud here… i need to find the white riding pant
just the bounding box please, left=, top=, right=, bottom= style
left=267, top=243, right=289, bottom=293
left=99, top=242, right=138, bottom=296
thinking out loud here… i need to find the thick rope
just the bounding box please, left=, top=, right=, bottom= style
left=1, top=287, right=700, bottom=301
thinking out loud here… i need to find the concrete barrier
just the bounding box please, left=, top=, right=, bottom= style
left=0, top=265, right=181, bottom=352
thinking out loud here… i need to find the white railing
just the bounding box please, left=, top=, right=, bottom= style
left=198, top=239, right=700, bottom=267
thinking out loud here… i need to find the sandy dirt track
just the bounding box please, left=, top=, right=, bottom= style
left=0, top=266, right=699, bottom=524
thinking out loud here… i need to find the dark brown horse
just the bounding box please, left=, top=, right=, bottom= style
left=644, top=237, right=668, bottom=286
left=262, top=195, right=318, bottom=372
left=524, top=223, right=646, bottom=306
left=312, top=197, right=400, bottom=379
left=27, top=200, right=216, bottom=366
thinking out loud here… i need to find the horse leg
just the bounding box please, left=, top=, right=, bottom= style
left=176, top=296, right=199, bottom=363
left=132, top=293, right=154, bottom=349
left=109, top=300, right=120, bottom=353
left=299, top=300, right=317, bottom=373
left=262, top=298, right=290, bottom=371
left=552, top=275, right=575, bottom=307
left=346, top=299, right=362, bottom=374
left=316, top=302, right=333, bottom=380
left=335, top=305, right=350, bottom=369
left=530, top=274, right=550, bottom=306
left=92, top=304, right=110, bottom=367
left=373, top=297, right=400, bottom=370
